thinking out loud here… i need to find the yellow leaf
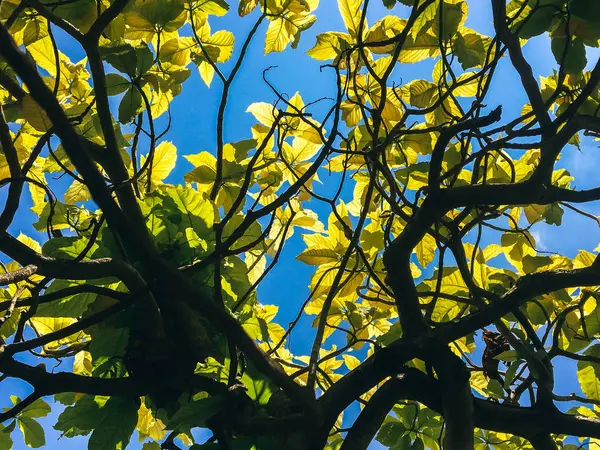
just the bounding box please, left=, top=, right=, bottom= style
left=23, top=16, right=49, bottom=46
left=198, top=60, right=215, bottom=86
left=265, top=12, right=316, bottom=54
left=26, top=36, right=58, bottom=77
left=451, top=72, right=482, bottom=97
left=238, top=0, right=259, bottom=16
left=145, top=141, right=177, bottom=183
left=292, top=209, right=325, bottom=233
left=282, top=138, right=321, bottom=165
left=297, top=247, right=340, bottom=266
left=398, top=124, right=435, bottom=155
left=27, top=166, right=48, bottom=209
left=401, top=79, right=436, bottom=108
left=574, top=250, right=596, bottom=269
left=415, top=233, right=437, bottom=268
left=432, top=297, right=462, bottom=322
left=17, top=233, right=42, bottom=254
left=245, top=251, right=266, bottom=284
left=265, top=17, right=291, bottom=54
left=520, top=103, right=535, bottom=124
left=365, top=16, right=406, bottom=53
left=343, top=354, right=360, bottom=371
left=246, top=102, right=277, bottom=126
left=159, top=37, right=195, bottom=66
left=338, top=0, right=363, bottom=38
left=398, top=33, right=440, bottom=63
left=578, top=346, right=600, bottom=400
left=307, top=32, right=351, bottom=60
left=64, top=180, right=91, bottom=204
left=29, top=317, right=85, bottom=350
left=21, top=95, right=52, bottom=132
left=137, top=401, right=166, bottom=441
left=500, top=232, right=536, bottom=274
left=149, top=87, right=173, bottom=119
left=205, top=30, right=235, bottom=62
left=482, top=244, right=503, bottom=262
left=73, top=351, right=92, bottom=376
left=410, top=262, right=422, bottom=279
left=470, top=370, right=489, bottom=396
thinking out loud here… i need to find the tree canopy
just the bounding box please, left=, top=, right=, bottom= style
left=1, top=0, right=600, bottom=448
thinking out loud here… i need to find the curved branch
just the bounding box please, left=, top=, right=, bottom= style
left=0, top=284, right=128, bottom=312
left=320, top=258, right=600, bottom=426
left=335, top=369, right=599, bottom=448
left=338, top=377, right=405, bottom=450
left=0, top=358, right=146, bottom=396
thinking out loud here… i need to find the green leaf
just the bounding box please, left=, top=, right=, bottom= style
left=516, top=7, right=557, bottom=38
left=167, top=397, right=224, bottom=432
left=119, top=87, right=144, bottom=124
left=136, top=44, right=154, bottom=75
left=543, top=203, right=564, bottom=225
left=20, top=399, right=51, bottom=419
left=99, top=42, right=138, bottom=76
left=190, top=437, right=260, bottom=450
left=163, top=185, right=216, bottom=234
left=89, top=326, right=129, bottom=376
left=88, top=397, right=139, bottom=450
left=242, top=363, right=274, bottom=405
left=105, top=73, right=131, bottom=96
left=131, top=0, right=185, bottom=31
left=434, top=0, right=465, bottom=40
left=486, top=379, right=504, bottom=398
left=376, top=419, right=407, bottom=446
left=222, top=214, right=263, bottom=251
left=570, top=0, right=600, bottom=22
left=453, top=30, right=489, bottom=69
left=42, top=236, right=98, bottom=260
left=0, top=423, right=13, bottom=450
left=493, top=350, right=518, bottom=362
left=142, top=443, right=162, bottom=450
left=551, top=36, right=587, bottom=74
left=18, top=418, right=45, bottom=448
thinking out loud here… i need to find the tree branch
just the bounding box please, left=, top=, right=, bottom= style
left=491, top=0, right=551, bottom=129
left=0, top=358, right=146, bottom=396
left=320, top=258, right=600, bottom=429
left=336, top=369, right=599, bottom=448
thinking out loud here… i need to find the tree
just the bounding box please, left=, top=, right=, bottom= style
left=1, top=0, right=600, bottom=448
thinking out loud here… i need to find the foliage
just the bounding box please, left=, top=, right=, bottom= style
left=0, top=0, right=600, bottom=449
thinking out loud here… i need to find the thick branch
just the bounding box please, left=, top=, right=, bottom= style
left=527, top=434, right=559, bottom=450
left=320, top=259, right=600, bottom=427
left=338, top=377, right=407, bottom=450
left=0, top=358, right=145, bottom=396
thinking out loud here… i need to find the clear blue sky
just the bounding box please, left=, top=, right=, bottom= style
left=3, top=0, right=600, bottom=448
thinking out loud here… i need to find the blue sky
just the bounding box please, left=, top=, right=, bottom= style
left=3, top=0, right=600, bottom=448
